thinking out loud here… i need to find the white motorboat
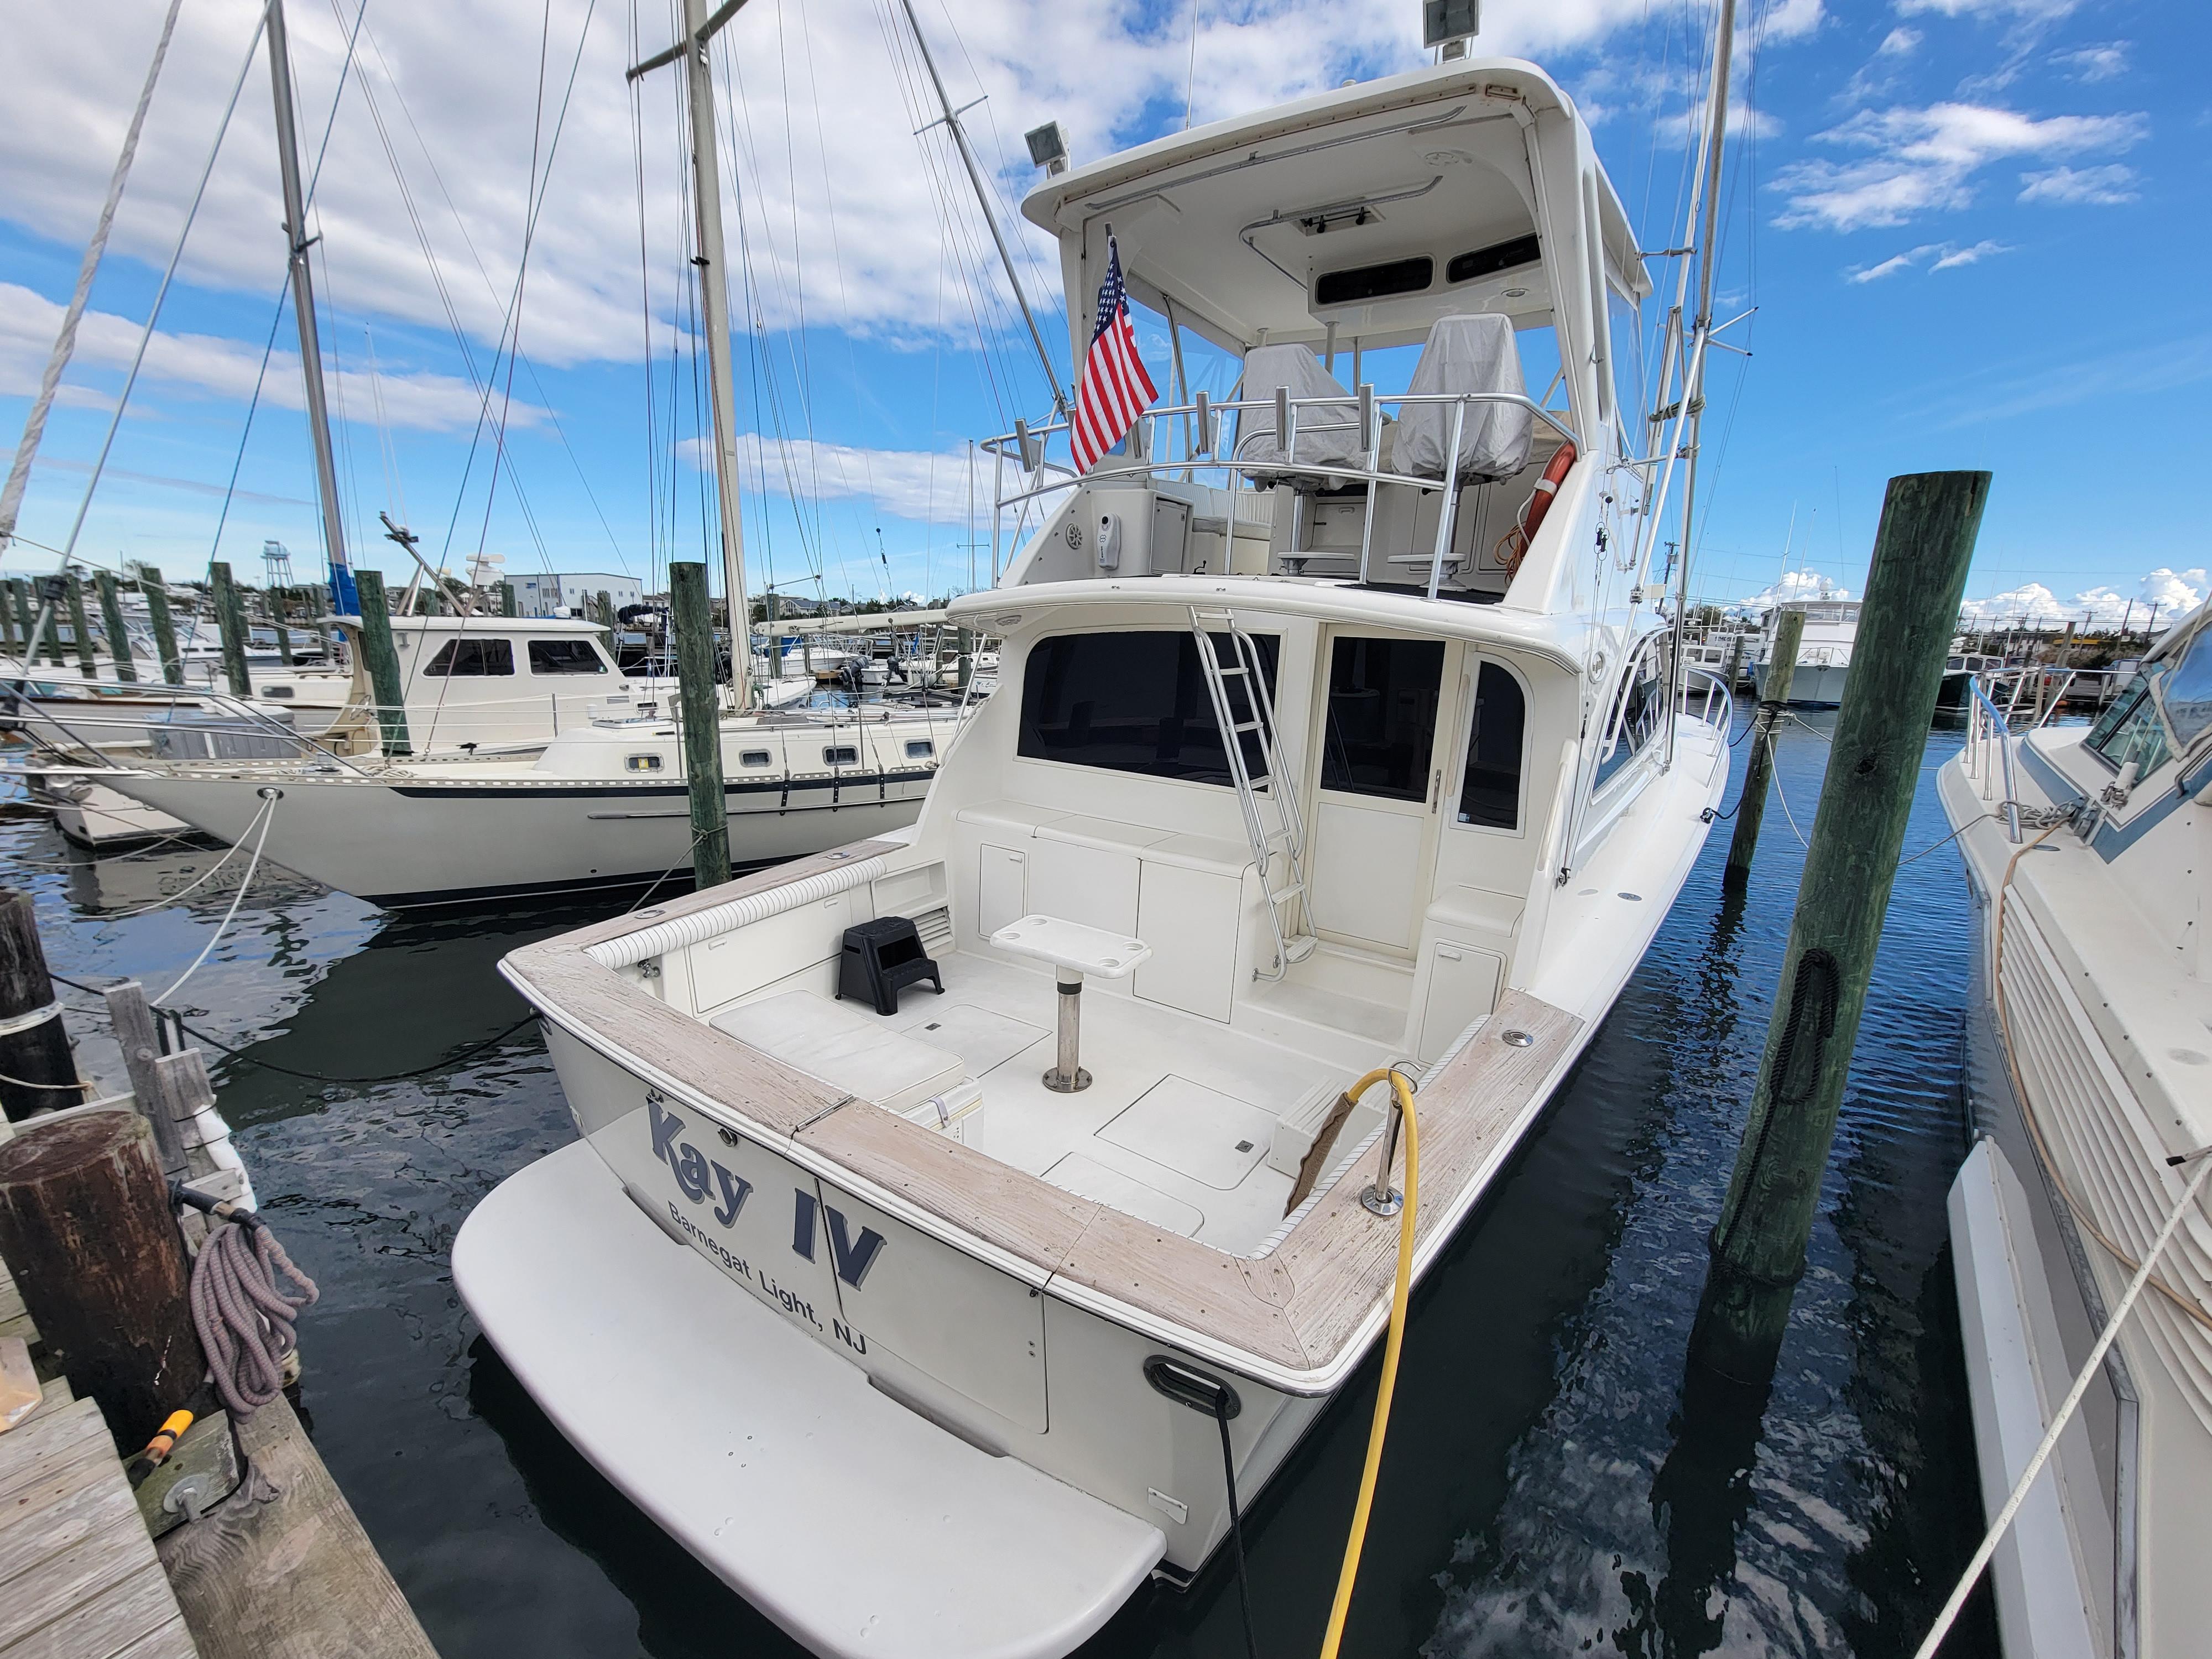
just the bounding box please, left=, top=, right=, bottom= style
left=1749, top=593, right=1858, bottom=706
left=1939, top=614, right=2212, bottom=1659
left=455, top=51, right=1740, bottom=1658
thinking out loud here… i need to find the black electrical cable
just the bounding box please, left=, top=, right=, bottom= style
left=1213, top=1389, right=1261, bottom=1659
left=45, top=971, right=540, bottom=1084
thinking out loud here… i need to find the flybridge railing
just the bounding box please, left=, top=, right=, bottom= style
left=982, top=389, right=1580, bottom=601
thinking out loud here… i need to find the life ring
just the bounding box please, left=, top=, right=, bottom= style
left=1498, top=440, right=1578, bottom=580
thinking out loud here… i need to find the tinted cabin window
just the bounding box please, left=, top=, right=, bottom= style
left=1593, top=653, right=1662, bottom=792
left=2085, top=668, right=2172, bottom=776
left=823, top=745, right=859, bottom=766
left=905, top=740, right=935, bottom=760
left=528, top=639, right=606, bottom=675
left=2161, top=630, right=2212, bottom=750
left=423, top=638, right=515, bottom=676
left=739, top=749, right=773, bottom=768
left=1444, top=233, right=1540, bottom=286
left=1458, top=662, right=1526, bottom=830
left=1018, top=631, right=1280, bottom=786
left=1314, top=256, right=1432, bottom=306
left=1322, top=637, right=1444, bottom=803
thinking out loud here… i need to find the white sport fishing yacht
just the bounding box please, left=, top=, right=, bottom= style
left=1940, top=609, right=2212, bottom=1659
left=1749, top=591, right=1857, bottom=706
left=455, top=53, right=1735, bottom=1658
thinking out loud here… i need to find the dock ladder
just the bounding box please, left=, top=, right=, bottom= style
left=1190, top=607, right=1315, bottom=979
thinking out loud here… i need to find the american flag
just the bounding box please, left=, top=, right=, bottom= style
left=1070, top=234, right=1157, bottom=474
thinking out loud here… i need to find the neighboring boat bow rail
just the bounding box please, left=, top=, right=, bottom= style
left=499, top=838, right=1582, bottom=1390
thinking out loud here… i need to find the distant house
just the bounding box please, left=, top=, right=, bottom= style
left=508, top=572, right=645, bottom=619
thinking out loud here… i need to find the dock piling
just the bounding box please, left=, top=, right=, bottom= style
left=36, top=576, right=65, bottom=666
left=138, top=566, right=184, bottom=685
left=670, top=561, right=731, bottom=889
left=96, top=569, right=136, bottom=682
left=64, top=575, right=98, bottom=675
left=1721, top=609, right=1803, bottom=888
left=352, top=570, right=413, bottom=758
left=7, top=580, right=32, bottom=663
left=0, top=1109, right=203, bottom=1452
left=208, top=562, right=253, bottom=697
left=0, top=889, right=80, bottom=1121
left=1698, top=471, right=1990, bottom=1377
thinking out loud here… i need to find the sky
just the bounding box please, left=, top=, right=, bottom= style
left=2, top=0, right=2205, bottom=630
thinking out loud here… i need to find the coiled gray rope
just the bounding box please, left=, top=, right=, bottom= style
left=189, top=1218, right=317, bottom=1415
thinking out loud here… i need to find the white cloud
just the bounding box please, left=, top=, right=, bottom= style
left=1895, top=0, right=2079, bottom=18
left=1845, top=238, right=2010, bottom=280
left=2018, top=163, right=2138, bottom=205
left=2051, top=41, right=2128, bottom=82
left=0, top=0, right=1675, bottom=388
left=1771, top=102, right=2145, bottom=229
left=1739, top=568, right=1851, bottom=610
left=1761, top=0, right=1825, bottom=43
left=1848, top=248, right=1929, bottom=281
left=0, top=282, right=538, bottom=431
left=1931, top=237, right=2009, bottom=268
left=1959, top=569, right=2207, bottom=625
left=686, top=434, right=978, bottom=526
left=1879, top=27, right=1922, bottom=56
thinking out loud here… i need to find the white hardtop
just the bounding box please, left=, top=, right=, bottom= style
left=947, top=572, right=1595, bottom=674
left=1022, top=58, right=1650, bottom=358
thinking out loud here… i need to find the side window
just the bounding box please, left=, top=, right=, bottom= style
left=1457, top=661, right=1526, bottom=830
left=905, top=740, right=935, bottom=760
left=423, top=638, right=515, bottom=676
left=823, top=745, right=859, bottom=766
left=1592, top=646, right=1662, bottom=793
left=1016, top=630, right=1281, bottom=787
left=528, top=639, right=608, bottom=675
left=2085, top=667, right=2172, bottom=776
left=1321, top=636, right=1446, bottom=802
left=738, top=749, right=773, bottom=768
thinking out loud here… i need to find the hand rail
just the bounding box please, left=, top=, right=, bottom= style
left=1965, top=671, right=2022, bottom=842
left=1682, top=664, right=1734, bottom=734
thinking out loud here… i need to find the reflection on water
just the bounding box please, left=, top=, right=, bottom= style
left=0, top=716, right=1995, bottom=1657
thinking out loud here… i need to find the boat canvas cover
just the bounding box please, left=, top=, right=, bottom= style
left=1234, top=345, right=1363, bottom=478
left=1392, top=314, right=1532, bottom=483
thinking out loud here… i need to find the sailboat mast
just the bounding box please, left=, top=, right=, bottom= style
left=679, top=0, right=753, bottom=712
left=1665, top=0, right=1736, bottom=768
left=263, top=0, right=356, bottom=615
left=895, top=0, right=1068, bottom=418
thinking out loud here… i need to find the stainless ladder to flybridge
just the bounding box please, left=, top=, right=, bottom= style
left=1190, top=607, right=1315, bottom=979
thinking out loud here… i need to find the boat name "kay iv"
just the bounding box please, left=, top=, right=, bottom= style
left=647, top=1096, right=888, bottom=1290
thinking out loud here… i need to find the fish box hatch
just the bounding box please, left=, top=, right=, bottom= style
left=455, top=1141, right=1164, bottom=1659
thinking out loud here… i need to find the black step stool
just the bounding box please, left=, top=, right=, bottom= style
left=837, top=916, right=945, bottom=1016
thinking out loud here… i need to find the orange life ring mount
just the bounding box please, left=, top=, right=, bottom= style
left=1499, top=440, right=1577, bottom=581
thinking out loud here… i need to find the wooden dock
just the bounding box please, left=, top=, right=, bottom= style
left=0, top=1381, right=197, bottom=1659
left=0, top=1258, right=436, bottom=1659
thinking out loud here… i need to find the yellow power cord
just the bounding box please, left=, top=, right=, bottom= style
left=1318, top=1067, right=1421, bottom=1659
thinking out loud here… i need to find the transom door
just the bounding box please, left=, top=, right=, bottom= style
left=1306, top=631, right=1462, bottom=953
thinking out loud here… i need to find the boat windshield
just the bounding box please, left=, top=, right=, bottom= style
left=2085, top=662, right=2172, bottom=776
left=2155, top=626, right=2212, bottom=750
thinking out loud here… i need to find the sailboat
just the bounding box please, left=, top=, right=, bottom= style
left=454, top=14, right=1747, bottom=1655
left=64, top=0, right=968, bottom=900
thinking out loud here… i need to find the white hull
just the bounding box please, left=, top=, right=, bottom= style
left=1749, top=658, right=1848, bottom=706
left=1939, top=708, right=2212, bottom=1659
left=99, top=766, right=936, bottom=905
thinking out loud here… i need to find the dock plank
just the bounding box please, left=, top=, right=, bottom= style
left=159, top=1393, right=436, bottom=1659
left=0, top=1395, right=197, bottom=1659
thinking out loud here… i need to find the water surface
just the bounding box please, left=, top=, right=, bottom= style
left=2, top=709, right=1995, bottom=1657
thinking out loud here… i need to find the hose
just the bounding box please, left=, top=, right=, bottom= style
left=187, top=1211, right=318, bottom=1416
left=1318, top=1066, right=1420, bottom=1659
